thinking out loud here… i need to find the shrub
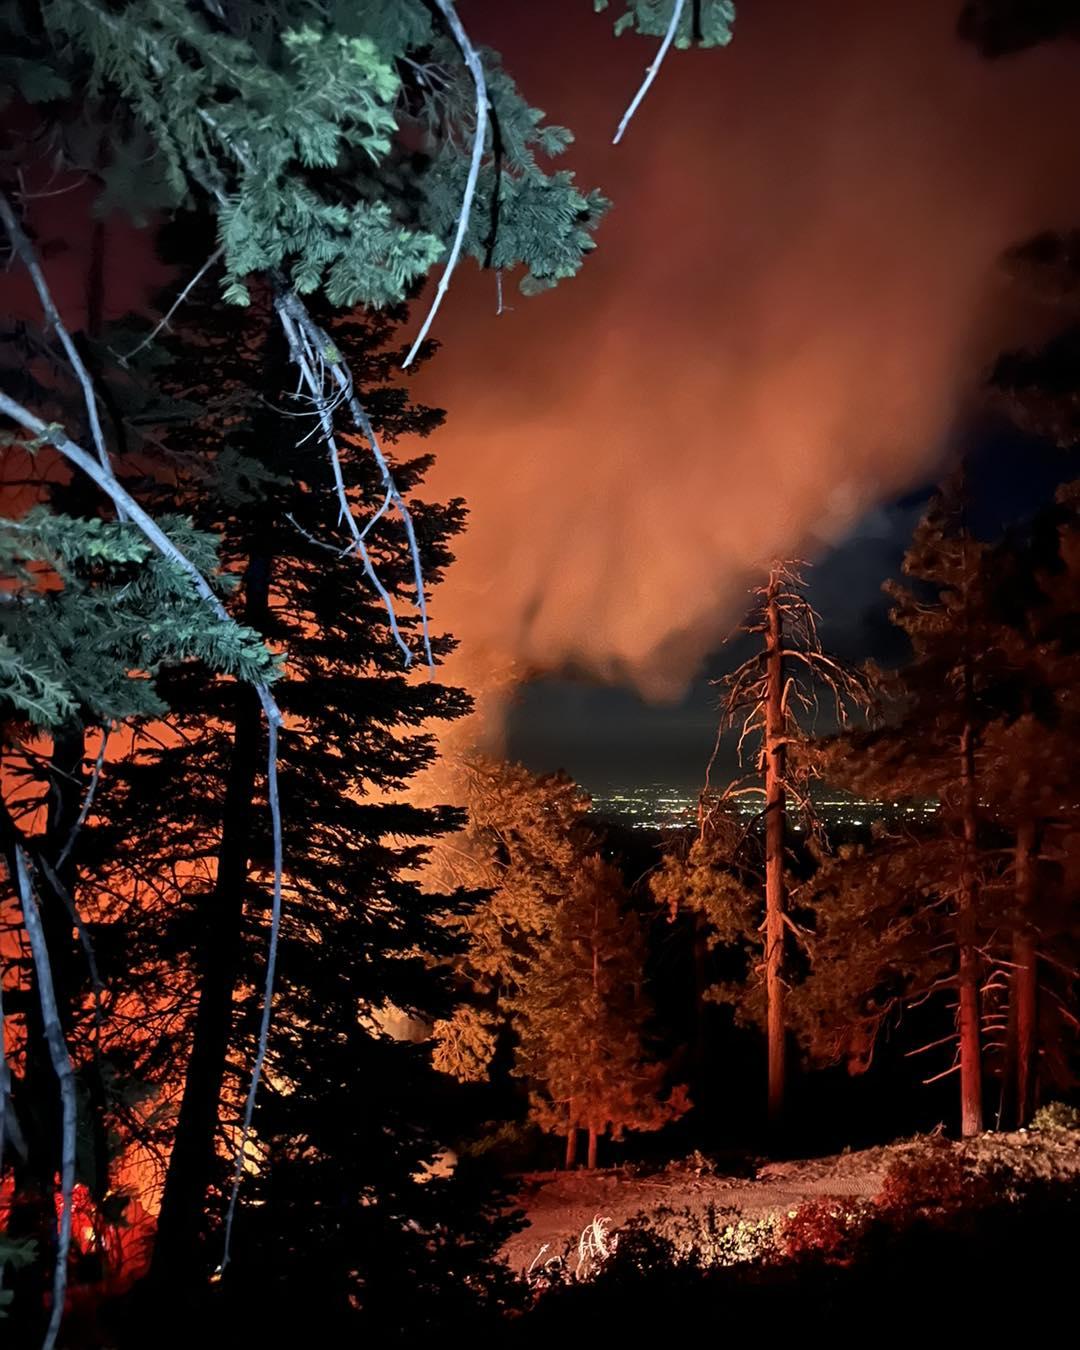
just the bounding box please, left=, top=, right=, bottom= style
left=1032, top=1101, right=1080, bottom=1133
left=775, top=1199, right=871, bottom=1265
left=875, top=1138, right=994, bottom=1215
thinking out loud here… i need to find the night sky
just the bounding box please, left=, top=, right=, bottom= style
left=402, top=0, right=1080, bottom=794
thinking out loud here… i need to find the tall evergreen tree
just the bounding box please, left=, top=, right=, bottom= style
left=815, top=480, right=999, bottom=1134
left=74, top=268, right=513, bottom=1337
left=430, top=757, right=595, bottom=1088
left=516, top=856, right=686, bottom=1171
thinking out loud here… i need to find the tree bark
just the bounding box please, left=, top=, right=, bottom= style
left=957, top=721, right=983, bottom=1137
left=1011, top=816, right=1038, bottom=1126
left=764, top=570, right=787, bottom=1131
left=587, top=1126, right=598, bottom=1171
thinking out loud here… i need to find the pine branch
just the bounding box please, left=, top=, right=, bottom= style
left=0, top=390, right=282, bottom=728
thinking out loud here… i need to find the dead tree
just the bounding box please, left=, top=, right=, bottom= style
left=706, top=561, right=870, bottom=1130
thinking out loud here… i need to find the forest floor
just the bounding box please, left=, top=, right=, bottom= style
left=500, top=1129, right=1080, bottom=1272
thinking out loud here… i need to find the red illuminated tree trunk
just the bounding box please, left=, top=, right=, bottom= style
left=708, top=561, right=868, bottom=1132
left=764, top=572, right=787, bottom=1130
left=587, top=1125, right=598, bottom=1171
left=1011, top=815, right=1038, bottom=1126
left=958, top=720, right=983, bottom=1138
left=565, top=1109, right=578, bottom=1169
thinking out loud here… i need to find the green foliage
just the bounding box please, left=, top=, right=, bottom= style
left=597, top=0, right=737, bottom=49
left=0, top=507, right=278, bottom=729
left=431, top=758, right=595, bottom=1082
left=5, top=1, right=609, bottom=308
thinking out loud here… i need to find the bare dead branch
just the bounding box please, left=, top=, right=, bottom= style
left=0, top=192, right=123, bottom=517
left=613, top=0, right=686, bottom=145
left=402, top=0, right=488, bottom=367
left=54, top=725, right=109, bottom=872
left=116, top=246, right=225, bottom=366
left=220, top=717, right=283, bottom=1274
left=10, top=846, right=76, bottom=1350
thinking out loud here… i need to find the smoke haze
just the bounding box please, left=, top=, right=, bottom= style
left=414, top=0, right=1080, bottom=714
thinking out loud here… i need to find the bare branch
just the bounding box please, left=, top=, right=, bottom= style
left=274, top=296, right=414, bottom=664
left=277, top=290, right=435, bottom=668
left=0, top=192, right=123, bottom=517
left=116, top=246, right=225, bottom=366
left=54, top=725, right=109, bottom=873
left=8, top=846, right=76, bottom=1350
left=220, top=718, right=283, bottom=1274
left=402, top=0, right=489, bottom=368
left=613, top=0, right=686, bottom=145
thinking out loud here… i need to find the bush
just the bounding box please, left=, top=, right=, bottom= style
left=875, top=1137, right=995, bottom=1215
left=1032, top=1101, right=1080, bottom=1133
left=775, top=1198, right=871, bottom=1265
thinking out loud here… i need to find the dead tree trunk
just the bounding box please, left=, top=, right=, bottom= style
left=764, top=571, right=787, bottom=1130
left=958, top=720, right=983, bottom=1137
left=1011, top=815, right=1038, bottom=1126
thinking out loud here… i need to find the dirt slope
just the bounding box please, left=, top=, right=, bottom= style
left=501, top=1130, right=1080, bottom=1272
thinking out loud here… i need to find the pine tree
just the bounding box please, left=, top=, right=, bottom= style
left=1, top=4, right=740, bottom=1337
left=978, top=485, right=1080, bottom=1123
left=75, top=273, right=510, bottom=1336
left=430, top=757, right=595, bottom=1088
left=799, top=483, right=1010, bottom=1136
left=516, top=856, right=686, bottom=1170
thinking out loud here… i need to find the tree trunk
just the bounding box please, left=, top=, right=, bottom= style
left=1011, top=816, right=1038, bottom=1126
left=957, top=721, right=983, bottom=1137
left=148, top=587, right=269, bottom=1285
left=564, top=1109, right=577, bottom=1170
left=584, top=891, right=601, bottom=1171
left=764, top=571, right=787, bottom=1130
left=149, top=315, right=285, bottom=1285
left=693, top=909, right=708, bottom=1075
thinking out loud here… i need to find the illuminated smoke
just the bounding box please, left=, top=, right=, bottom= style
left=414, top=0, right=1080, bottom=714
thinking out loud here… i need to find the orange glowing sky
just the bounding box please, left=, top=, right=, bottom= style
left=398, top=0, right=1080, bottom=777
left=6, top=0, right=1080, bottom=787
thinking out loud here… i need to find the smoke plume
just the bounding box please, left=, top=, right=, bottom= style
left=414, top=0, right=1080, bottom=716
